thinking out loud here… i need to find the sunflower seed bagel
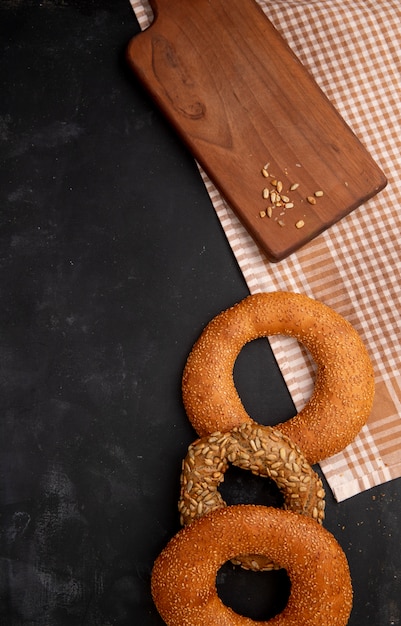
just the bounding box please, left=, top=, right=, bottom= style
left=152, top=505, right=353, bottom=626
left=182, top=291, right=375, bottom=465
left=178, top=422, right=325, bottom=571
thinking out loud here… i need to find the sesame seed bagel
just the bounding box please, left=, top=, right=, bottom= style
left=178, top=423, right=325, bottom=571
left=182, top=291, right=375, bottom=464
left=151, top=504, right=353, bottom=626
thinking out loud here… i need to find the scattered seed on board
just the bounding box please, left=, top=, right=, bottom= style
left=258, top=164, right=323, bottom=229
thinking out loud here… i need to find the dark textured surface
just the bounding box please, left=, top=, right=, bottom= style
left=1, top=2, right=400, bottom=625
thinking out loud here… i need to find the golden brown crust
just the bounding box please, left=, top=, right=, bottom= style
left=178, top=423, right=325, bottom=571
left=151, top=504, right=353, bottom=626
left=182, top=291, right=375, bottom=464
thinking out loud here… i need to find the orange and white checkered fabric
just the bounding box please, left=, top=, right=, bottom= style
left=129, top=0, right=401, bottom=501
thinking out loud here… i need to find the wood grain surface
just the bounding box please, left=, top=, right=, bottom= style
left=127, top=0, right=387, bottom=261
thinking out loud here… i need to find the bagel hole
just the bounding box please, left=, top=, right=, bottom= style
left=219, top=464, right=284, bottom=508
left=233, top=337, right=304, bottom=424
left=216, top=562, right=291, bottom=621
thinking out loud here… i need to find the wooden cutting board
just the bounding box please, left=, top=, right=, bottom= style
left=126, top=0, right=387, bottom=262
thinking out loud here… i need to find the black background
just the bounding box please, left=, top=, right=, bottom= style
left=1, top=1, right=400, bottom=624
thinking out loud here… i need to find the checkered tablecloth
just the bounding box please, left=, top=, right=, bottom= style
left=129, top=0, right=401, bottom=501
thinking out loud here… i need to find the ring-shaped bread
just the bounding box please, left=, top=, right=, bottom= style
left=178, top=423, right=325, bottom=571
left=182, top=291, right=375, bottom=464
left=152, top=504, right=353, bottom=626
